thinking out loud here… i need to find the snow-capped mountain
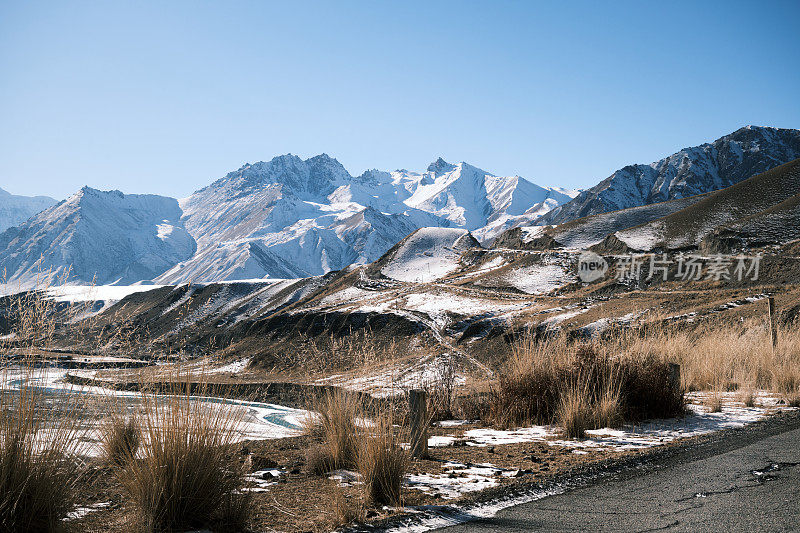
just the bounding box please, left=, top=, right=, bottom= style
left=0, top=187, right=195, bottom=287
left=539, top=126, right=800, bottom=225
left=0, top=187, right=56, bottom=232
left=155, top=154, right=570, bottom=283
left=400, top=158, right=576, bottom=241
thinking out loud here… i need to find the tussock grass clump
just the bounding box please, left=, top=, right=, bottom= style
left=120, top=390, right=250, bottom=532
left=304, top=390, right=407, bottom=507
left=594, top=379, right=624, bottom=429
left=357, top=416, right=408, bottom=506
left=557, top=382, right=594, bottom=439
left=101, top=414, right=140, bottom=467
left=491, top=335, right=685, bottom=433
left=736, top=386, right=756, bottom=407
left=704, top=393, right=723, bottom=413
left=0, top=369, right=86, bottom=532
left=303, top=390, right=361, bottom=473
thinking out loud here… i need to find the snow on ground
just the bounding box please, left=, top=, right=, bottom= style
left=500, top=264, right=573, bottom=295
left=448, top=256, right=508, bottom=282
left=517, top=225, right=546, bottom=242
left=615, top=223, right=664, bottom=251
left=381, top=228, right=475, bottom=283
left=578, top=311, right=644, bottom=336
left=431, top=391, right=793, bottom=452
left=316, top=353, right=468, bottom=398
left=211, top=357, right=252, bottom=374
left=390, top=390, right=796, bottom=531
left=406, top=462, right=503, bottom=499
left=537, top=306, right=592, bottom=328
left=384, top=485, right=566, bottom=533
left=403, top=292, right=528, bottom=321
left=65, top=502, right=112, bottom=521
left=47, top=284, right=164, bottom=303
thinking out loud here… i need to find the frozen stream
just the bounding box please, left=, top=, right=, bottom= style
left=0, top=365, right=307, bottom=455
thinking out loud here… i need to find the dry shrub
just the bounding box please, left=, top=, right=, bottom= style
left=357, top=415, right=407, bottom=506
left=704, top=393, right=723, bottom=413
left=277, top=329, right=404, bottom=375
left=491, top=336, right=684, bottom=431
left=453, top=386, right=492, bottom=421
left=736, top=386, right=756, bottom=407
left=0, top=366, right=87, bottom=532
left=616, top=354, right=685, bottom=420
left=120, top=389, right=251, bottom=532
left=101, top=414, right=140, bottom=467
left=557, top=382, right=594, bottom=439
left=783, top=392, right=800, bottom=408
left=303, top=390, right=361, bottom=474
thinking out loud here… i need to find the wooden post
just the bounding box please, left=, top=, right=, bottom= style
left=768, top=296, right=778, bottom=349
left=409, top=389, right=428, bottom=459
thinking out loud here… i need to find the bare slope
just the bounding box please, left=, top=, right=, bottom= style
left=615, top=158, right=800, bottom=250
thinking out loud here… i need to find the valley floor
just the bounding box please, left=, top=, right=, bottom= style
left=34, top=365, right=791, bottom=532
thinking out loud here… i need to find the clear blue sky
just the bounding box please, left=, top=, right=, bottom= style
left=2, top=1, right=798, bottom=200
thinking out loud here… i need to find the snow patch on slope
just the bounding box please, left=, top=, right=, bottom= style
left=380, top=228, right=477, bottom=282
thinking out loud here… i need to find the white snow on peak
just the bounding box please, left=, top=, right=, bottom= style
left=0, top=187, right=196, bottom=288
left=156, top=155, right=570, bottom=283
left=1, top=154, right=574, bottom=286
left=0, top=187, right=57, bottom=233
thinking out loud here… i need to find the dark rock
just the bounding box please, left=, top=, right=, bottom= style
left=251, top=455, right=278, bottom=470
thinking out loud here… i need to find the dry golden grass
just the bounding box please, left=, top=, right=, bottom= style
left=631, top=318, right=800, bottom=405
left=0, top=365, right=88, bottom=532
left=302, top=390, right=361, bottom=474
left=492, top=335, right=684, bottom=430
left=494, top=316, right=800, bottom=432
left=594, top=376, right=624, bottom=429
left=101, top=414, right=140, bottom=468
left=736, top=386, right=756, bottom=407
left=303, top=390, right=408, bottom=508
left=704, top=392, right=723, bottom=413
left=557, top=382, right=595, bottom=439
left=356, top=415, right=408, bottom=507
left=119, top=386, right=251, bottom=532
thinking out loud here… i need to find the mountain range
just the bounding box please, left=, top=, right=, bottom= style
left=0, top=125, right=798, bottom=288
left=539, top=126, right=800, bottom=225
left=0, top=187, right=56, bottom=233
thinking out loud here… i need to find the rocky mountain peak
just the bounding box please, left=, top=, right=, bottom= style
left=427, top=157, right=456, bottom=174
